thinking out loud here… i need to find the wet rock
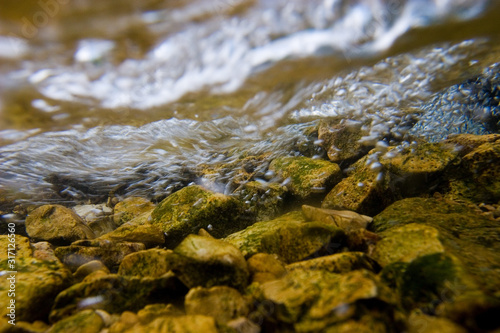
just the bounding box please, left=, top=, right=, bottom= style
left=407, top=310, right=468, bottom=333
left=285, top=252, right=380, bottom=274
left=97, top=222, right=165, bottom=248
left=445, top=133, right=500, bottom=156
left=118, top=248, right=175, bottom=277
left=136, top=304, right=183, bottom=324
left=0, top=235, right=72, bottom=322
left=371, top=197, right=500, bottom=296
left=172, top=234, right=249, bottom=290
left=113, top=197, right=155, bottom=226
left=109, top=315, right=218, bottom=333
left=47, top=309, right=104, bottom=333
left=150, top=185, right=245, bottom=248
left=73, top=260, right=110, bottom=282
left=247, top=253, right=286, bottom=284
left=344, top=229, right=380, bottom=254
left=1, top=320, right=49, bottom=333
left=225, top=211, right=346, bottom=263
left=237, top=180, right=287, bottom=222
left=54, top=239, right=145, bottom=271
left=73, top=203, right=116, bottom=236
left=318, top=119, right=368, bottom=164
left=302, top=204, right=372, bottom=232
left=185, top=286, right=250, bottom=324
left=49, top=272, right=187, bottom=322
left=31, top=241, right=59, bottom=261
left=226, top=317, right=261, bottom=333
left=25, top=204, right=95, bottom=244
left=268, top=156, right=342, bottom=199
left=254, top=268, right=395, bottom=332
left=322, top=142, right=460, bottom=215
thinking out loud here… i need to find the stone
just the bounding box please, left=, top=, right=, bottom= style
left=47, top=309, right=104, bottom=333
left=224, top=211, right=346, bottom=263
left=1, top=320, right=50, bottom=333
left=73, top=260, right=110, bottom=282
left=150, top=185, right=245, bottom=248
left=118, top=248, right=175, bottom=277
left=237, top=180, right=288, bottom=222
left=54, top=239, right=145, bottom=271
left=407, top=309, right=468, bottom=333
left=344, top=229, right=380, bottom=254
left=185, top=286, right=250, bottom=324
left=302, top=204, right=372, bottom=232
left=25, top=204, right=95, bottom=244
left=268, top=156, right=342, bottom=199
left=113, top=197, right=155, bottom=226
left=109, top=315, right=218, bottom=333
left=31, top=241, right=59, bottom=261
left=318, top=119, right=368, bottom=164
left=226, top=317, right=261, bottom=333
left=247, top=253, right=286, bottom=284
left=173, top=234, right=249, bottom=290
left=97, top=222, right=165, bottom=248
left=73, top=203, right=116, bottom=237
left=49, top=272, right=187, bottom=322
left=0, top=235, right=72, bottom=322
left=136, top=304, right=183, bottom=324
left=285, top=252, right=380, bottom=274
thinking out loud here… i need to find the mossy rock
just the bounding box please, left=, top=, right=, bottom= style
left=185, top=286, right=250, bottom=324
left=97, top=222, right=165, bottom=248
left=172, top=234, right=249, bottom=290
left=406, top=309, right=468, bottom=333
left=113, top=197, right=155, bottom=226
left=225, top=211, right=346, bottom=263
left=268, top=156, right=342, bottom=199
left=25, top=204, right=96, bottom=245
left=118, top=248, right=176, bottom=277
left=110, top=315, right=218, bottom=333
left=150, top=185, right=246, bottom=248
left=47, top=309, right=104, bottom=333
left=318, top=119, right=368, bottom=164
left=0, top=235, right=72, bottom=322
left=247, top=253, right=286, bottom=284
left=54, top=240, right=145, bottom=272
left=254, top=268, right=395, bottom=332
left=237, top=180, right=288, bottom=222
left=371, top=197, right=500, bottom=296
left=286, top=251, right=380, bottom=274
left=49, top=273, right=187, bottom=323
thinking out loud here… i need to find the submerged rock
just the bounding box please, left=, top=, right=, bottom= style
left=118, top=248, right=175, bottom=278
left=73, top=260, right=110, bottom=282
left=247, top=253, right=286, bottom=284
left=302, top=204, right=372, bottom=232
left=318, top=119, right=369, bottom=164
left=109, top=315, right=218, bottom=333
left=47, top=309, right=104, bottom=333
left=73, top=203, right=116, bottom=237
left=172, top=234, right=249, bottom=290
left=113, top=197, right=155, bottom=226
left=150, top=185, right=245, bottom=248
left=25, top=204, right=96, bottom=245
left=285, top=252, right=379, bottom=274
left=268, top=156, right=342, bottom=199
left=97, top=221, right=165, bottom=248
left=224, top=211, right=346, bottom=264
left=236, top=180, right=288, bottom=222
left=0, top=235, right=72, bottom=322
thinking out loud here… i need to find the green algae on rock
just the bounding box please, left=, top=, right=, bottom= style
left=247, top=253, right=286, bottom=284
left=286, top=252, right=380, bottom=274
left=109, top=314, right=218, bottom=333
left=172, top=234, right=249, bottom=290
left=224, top=211, right=346, bottom=263
left=318, top=119, right=369, bottom=164
left=236, top=180, right=288, bottom=222
left=185, top=286, right=250, bottom=324
left=302, top=204, right=372, bottom=232
left=73, top=260, right=110, bottom=282
left=113, top=197, right=155, bottom=226
left=118, top=248, right=175, bottom=278
left=150, top=185, right=245, bottom=248
left=0, top=235, right=72, bottom=323
left=25, top=204, right=96, bottom=245
left=47, top=309, right=104, bottom=333
left=97, top=221, right=165, bottom=248
left=268, top=156, right=342, bottom=199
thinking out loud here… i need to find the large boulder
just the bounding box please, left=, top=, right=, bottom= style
left=150, top=185, right=245, bottom=248
left=25, top=205, right=95, bottom=244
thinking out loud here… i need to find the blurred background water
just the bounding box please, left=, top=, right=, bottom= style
left=0, top=0, right=499, bottom=206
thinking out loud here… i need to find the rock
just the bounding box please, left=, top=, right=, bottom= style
left=185, top=286, right=250, bottom=324
left=73, top=260, right=110, bottom=282
left=172, top=234, right=249, bottom=290
left=226, top=317, right=261, bottom=333
left=54, top=239, right=145, bottom=271
left=0, top=235, right=72, bottom=322
left=73, top=203, right=116, bottom=236
left=150, top=185, right=245, bottom=248
left=322, top=142, right=459, bottom=215
left=136, top=304, right=183, bottom=324
left=318, top=119, right=368, bottom=164
left=113, top=197, right=155, bottom=226
left=237, top=180, right=288, bottom=222
left=1, top=320, right=50, bottom=333
left=302, top=204, right=372, bottom=232
left=268, top=156, right=342, bottom=199
left=247, top=253, right=286, bottom=284
left=285, top=252, right=380, bottom=274
left=49, top=272, right=187, bottom=322
left=97, top=222, right=165, bottom=248
left=371, top=197, right=500, bottom=296
left=25, top=204, right=95, bottom=244
left=47, top=309, right=104, bottom=333
left=118, top=248, right=175, bottom=277
left=407, top=309, right=468, bottom=333
left=224, top=211, right=346, bottom=263
left=445, top=133, right=500, bottom=156
left=254, top=268, right=395, bottom=332
left=109, top=315, right=218, bottom=333
left=344, top=229, right=380, bottom=254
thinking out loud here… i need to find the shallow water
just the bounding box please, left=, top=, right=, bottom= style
left=0, top=0, right=500, bottom=206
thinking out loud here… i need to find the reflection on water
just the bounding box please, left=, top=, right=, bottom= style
left=0, top=0, right=499, bottom=205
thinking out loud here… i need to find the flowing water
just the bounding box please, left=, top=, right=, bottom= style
left=0, top=0, right=500, bottom=208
